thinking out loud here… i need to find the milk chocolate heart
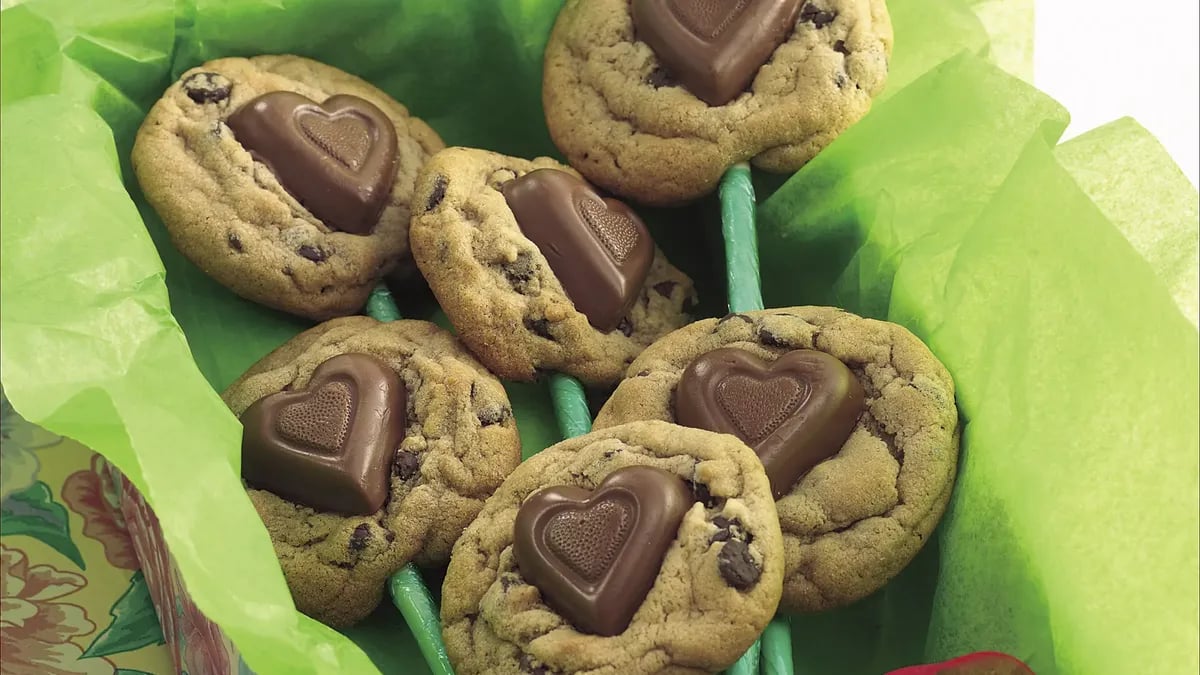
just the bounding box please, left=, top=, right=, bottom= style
left=228, top=91, right=399, bottom=234
left=675, top=348, right=864, bottom=498
left=632, top=0, right=805, bottom=106
left=513, top=466, right=691, bottom=636
left=240, top=353, right=406, bottom=515
left=502, top=169, right=654, bottom=332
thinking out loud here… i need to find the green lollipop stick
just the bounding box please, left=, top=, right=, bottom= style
left=364, top=285, right=456, bottom=675
left=720, top=163, right=765, bottom=314
left=762, top=615, right=794, bottom=675
left=389, top=566, right=455, bottom=675
left=549, top=372, right=593, bottom=438
left=718, top=163, right=795, bottom=675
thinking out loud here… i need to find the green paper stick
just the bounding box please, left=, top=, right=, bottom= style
left=549, top=372, right=592, bottom=439
left=720, top=163, right=765, bottom=314
left=389, top=566, right=455, bottom=675
left=363, top=284, right=455, bottom=675
left=365, top=284, right=403, bottom=322
left=762, top=616, right=794, bottom=675
left=718, top=164, right=790, bottom=675
left=726, top=639, right=763, bottom=675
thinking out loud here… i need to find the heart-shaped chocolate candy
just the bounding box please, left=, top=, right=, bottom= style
left=632, top=0, right=805, bottom=106
left=502, top=169, right=654, bottom=332
left=513, top=466, right=691, bottom=636
left=675, top=348, right=864, bottom=498
left=240, top=353, right=406, bottom=515
left=228, top=91, right=399, bottom=234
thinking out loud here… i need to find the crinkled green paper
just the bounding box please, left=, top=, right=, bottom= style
left=1, top=1, right=1196, bottom=675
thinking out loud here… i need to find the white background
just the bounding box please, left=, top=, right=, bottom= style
left=1035, top=0, right=1199, bottom=186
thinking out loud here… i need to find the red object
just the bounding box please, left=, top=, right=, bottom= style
left=886, top=651, right=1035, bottom=674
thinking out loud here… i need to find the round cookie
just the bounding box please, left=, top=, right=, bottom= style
left=409, top=147, right=695, bottom=386
left=223, top=316, right=521, bottom=626
left=593, top=307, right=958, bottom=611
left=542, top=0, right=893, bottom=205
left=133, top=55, right=444, bottom=320
left=441, top=421, right=784, bottom=675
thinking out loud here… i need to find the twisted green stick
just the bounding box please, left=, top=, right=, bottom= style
left=719, top=164, right=794, bottom=675
left=367, top=285, right=456, bottom=675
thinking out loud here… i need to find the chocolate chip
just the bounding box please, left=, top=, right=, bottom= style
left=182, top=72, right=231, bottom=104
left=688, top=480, right=717, bottom=508
left=426, top=175, right=448, bottom=212
left=645, top=66, right=676, bottom=88
left=525, top=318, right=555, bottom=341
left=717, top=539, right=761, bottom=590
left=500, top=574, right=520, bottom=591
left=718, top=313, right=754, bottom=326
left=653, top=281, right=678, bottom=298
left=477, top=405, right=511, bottom=426
left=759, top=329, right=794, bottom=348
left=519, top=654, right=550, bottom=675
left=349, top=524, right=371, bottom=552
left=333, top=561, right=354, bottom=569
left=502, top=252, right=537, bottom=289
left=297, top=245, right=326, bottom=262
left=616, top=318, right=633, bottom=337
left=835, top=72, right=848, bottom=89
left=710, top=516, right=746, bottom=543
left=833, top=39, right=849, bottom=55
left=636, top=370, right=652, bottom=377
left=799, top=3, right=838, bottom=28
left=227, top=232, right=243, bottom=252
left=393, top=451, right=420, bottom=480
left=385, top=531, right=396, bottom=543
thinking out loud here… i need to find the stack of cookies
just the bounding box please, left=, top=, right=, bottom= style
left=131, top=1, right=958, bottom=673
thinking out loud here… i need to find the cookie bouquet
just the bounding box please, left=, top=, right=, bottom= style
left=2, top=0, right=1195, bottom=674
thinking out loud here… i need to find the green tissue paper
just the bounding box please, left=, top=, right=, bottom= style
left=2, top=0, right=1195, bottom=673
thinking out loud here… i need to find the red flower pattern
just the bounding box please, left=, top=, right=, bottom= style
left=117, top=471, right=234, bottom=675
left=62, top=455, right=137, bottom=571
left=0, top=544, right=115, bottom=675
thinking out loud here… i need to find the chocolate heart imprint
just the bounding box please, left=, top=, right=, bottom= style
left=228, top=91, right=399, bottom=235
left=240, top=353, right=406, bottom=515
left=503, top=169, right=654, bottom=332
left=513, top=466, right=691, bottom=636
left=632, top=0, right=805, bottom=106
left=675, top=348, right=864, bottom=498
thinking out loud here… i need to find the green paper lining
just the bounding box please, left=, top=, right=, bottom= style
left=1, top=0, right=1196, bottom=673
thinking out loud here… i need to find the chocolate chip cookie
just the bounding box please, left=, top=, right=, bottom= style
left=542, top=0, right=893, bottom=205
left=133, top=55, right=444, bottom=320
left=441, top=421, right=783, bottom=674
left=409, top=147, right=695, bottom=386
left=593, top=307, right=958, bottom=611
left=222, top=316, right=521, bottom=626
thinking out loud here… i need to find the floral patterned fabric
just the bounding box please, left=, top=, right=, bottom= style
left=1, top=388, right=174, bottom=675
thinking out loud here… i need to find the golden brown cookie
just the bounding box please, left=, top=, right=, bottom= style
left=133, top=55, right=444, bottom=320
left=542, top=0, right=893, bottom=205
left=594, top=307, right=958, bottom=611
left=409, top=147, right=696, bottom=386
left=223, top=317, right=521, bottom=626
left=441, top=421, right=783, bottom=674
